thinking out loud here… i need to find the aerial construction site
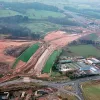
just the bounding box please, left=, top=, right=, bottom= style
left=0, top=31, right=91, bottom=83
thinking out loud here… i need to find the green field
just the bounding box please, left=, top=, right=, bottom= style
left=12, top=43, right=39, bottom=69
left=64, top=5, right=100, bottom=19
left=20, top=21, right=61, bottom=35
left=82, top=81, right=100, bottom=100
left=0, top=9, right=21, bottom=17
left=0, top=8, right=65, bottom=19
left=87, top=33, right=98, bottom=41
left=25, top=9, right=65, bottom=19
left=42, top=49, right=62, bottom=73
left=69, top=45, right=100, bottom=57
left=0, top=8, right=62, bottom=35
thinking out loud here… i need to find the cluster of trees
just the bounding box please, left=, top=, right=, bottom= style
left=64, top=6, right=100, bottom=14
left=0, top=15, right=29, bottom=23
left=66, top=71, right=97, bottom=79
left=0, top=24, right=40, bottom=40
left=2, top=2, right=60, bottom=13
left=64, top=6, right=100, bottom=19
left=47, top=16, right=80, bottom=26
left=69, top=39, right=100, bottom=46
left=60, top=28, right=82, bottom=33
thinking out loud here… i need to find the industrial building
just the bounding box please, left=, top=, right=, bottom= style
left=57, top=57, right=100, bottom=77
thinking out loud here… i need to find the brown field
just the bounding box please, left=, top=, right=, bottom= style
left=64, top=85, right=74, bottom=91
left=0, top=31, right=91, bottom=82
left=44, top=31, right=67, bottom=42
left=0, top=39, right=34, bottom=74
left=44, top=31, right=83, bottom=48
left=50, top=34, right=81, bottom=47
left=58, top=91, right=77, bottom=100
left=0, top=40, right=34, bottom=63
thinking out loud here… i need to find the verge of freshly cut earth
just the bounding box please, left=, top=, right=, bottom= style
left=68, top=45, right=100, bottom=58
left=12, top=43, right=39, bottom=69
left=81, top=80, right=100, bottom=100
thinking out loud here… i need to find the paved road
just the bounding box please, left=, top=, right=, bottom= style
left=0, top=75, right=100, bottom=100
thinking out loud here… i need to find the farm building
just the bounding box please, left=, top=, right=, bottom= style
left=87, top=58, right=100, bottom=64
left=79, top=66, right=100, bottom=75
left=58, top=60, right=72, bottom=64
left=57, top=62, right=78, bottom=73
left=58, top=64, right=75, bottom=72
left=56, top=56, right=100, bottom=77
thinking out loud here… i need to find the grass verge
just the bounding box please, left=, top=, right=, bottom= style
left=12, top=43, right=39, bottom=69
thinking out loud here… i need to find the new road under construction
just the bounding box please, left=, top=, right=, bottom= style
left=0, top=31, right=91, bottom=83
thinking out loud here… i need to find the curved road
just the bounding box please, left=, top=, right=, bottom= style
left=0, top=75, right=100, bottom=100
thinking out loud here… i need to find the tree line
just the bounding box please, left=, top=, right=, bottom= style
left=1, top=2, right=60, bottom=13
left=69, top=39, right=100, bottom=46
left=0, top=24, right=40, bottom=40
left=47, top=16, right=80, bottom=26
left=0, top=15, right=29, bottom=23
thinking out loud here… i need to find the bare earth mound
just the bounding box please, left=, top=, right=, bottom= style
left=0, top=40, right=33, bottom=63
left=0, top=40, right=34, bottom=73
left=0, top=31, right=91, bottom=82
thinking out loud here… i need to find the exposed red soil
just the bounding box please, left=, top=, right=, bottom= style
left=50, top=34, right=81, bottom=47
left=0, top=31, right=91, bottom=83
left=14, top=60, right=26, bottom=71
left=38, top=73, right=50, bottom=78
left=0, top=39, right=35, bottom=76
left=0, top=62, right=9, bottom=74
left=44, top=31, right=67, bottom=42
left=13, top=44, right=47, bottom=74
left=0, top=40, right=34, bottom=63
left=45, top=31, right=90, bottom=48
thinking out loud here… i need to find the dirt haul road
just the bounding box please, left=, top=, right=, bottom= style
left=32, top=31, right=89, bottom=77
left=14, top=44, right=47, bottom=74
left=34, top=31, right=91, bottom=76
left=0, top=31, right=91, bottom=83
left=33, top=45, right=56, bottom=76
